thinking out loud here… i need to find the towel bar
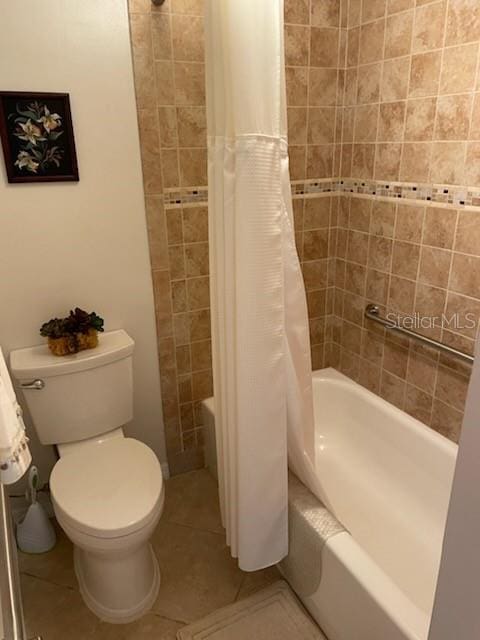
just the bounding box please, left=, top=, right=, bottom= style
left=364, top=304, right=474, bottom=365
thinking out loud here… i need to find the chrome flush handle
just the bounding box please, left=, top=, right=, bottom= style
left=20, top=380, right=45, bottom=390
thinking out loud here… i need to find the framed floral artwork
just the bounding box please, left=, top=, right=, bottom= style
left=0, top=92, right=79, bottom=183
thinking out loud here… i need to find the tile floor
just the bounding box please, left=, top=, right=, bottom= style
left=18, top=469, right=281, bottom=639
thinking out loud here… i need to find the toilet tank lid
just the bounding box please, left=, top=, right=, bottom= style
left=10, top=329, right=134, bottom=380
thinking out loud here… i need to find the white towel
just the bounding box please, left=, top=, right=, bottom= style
left=0, top=347, right=31, bottom=484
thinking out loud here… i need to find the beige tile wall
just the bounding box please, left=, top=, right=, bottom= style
left=327, top=194, right=480, bottom=442
left=130, top=0, right=480, bottom=470
left=128, top=0, right=343, bottom=472
left=325, top=0, right=480, bottom=443
left=285, top=0, right=345, bottom=180
left=287, top=0, right=345, bottom=373
left=339, top=0, right=480, bottom=185
left=129, top=0, right=209, bottom=474
left=293, top=195, right=338, bottom=370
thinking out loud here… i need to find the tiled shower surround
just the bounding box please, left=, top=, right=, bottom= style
left=328, top=0, right=480, bottom=443
left=328, top=193, right=476, bottom=443
left=128, top=0, right=480, bottom=471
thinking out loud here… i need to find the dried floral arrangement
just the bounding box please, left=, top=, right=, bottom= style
left=40, top=308, right=104, bottom=356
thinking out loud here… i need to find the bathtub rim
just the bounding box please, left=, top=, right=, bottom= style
left=299, top=530, right=430, bottom=640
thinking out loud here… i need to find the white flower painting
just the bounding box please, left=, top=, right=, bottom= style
left=12, top=102, right=64, bottom=173
left=14, top=150, right=40, bottom=173
left=0, top=92, right=79, bottom=183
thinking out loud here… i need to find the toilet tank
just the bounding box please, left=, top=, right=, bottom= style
left=10, top=330, right=134, bottom=445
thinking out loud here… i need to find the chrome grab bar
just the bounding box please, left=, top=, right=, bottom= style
left=364, top=304, right=474, bottom=365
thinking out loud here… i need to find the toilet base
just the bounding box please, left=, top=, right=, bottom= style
left=74, top=543, right=160, bottom=624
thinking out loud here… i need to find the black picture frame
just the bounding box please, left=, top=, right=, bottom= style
left=0, top=91, right=79, bottom=183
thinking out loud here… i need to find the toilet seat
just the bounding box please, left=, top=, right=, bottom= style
left=50, top=438, right=163, bottom=539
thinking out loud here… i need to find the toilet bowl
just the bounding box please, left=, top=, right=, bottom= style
left=50, top=436, right=164, bottom=623
left=10, top=330, right=165, bottom=623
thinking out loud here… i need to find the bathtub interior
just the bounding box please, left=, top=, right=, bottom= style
left=200, top=367, right=458, bottom=632
left=311, top=368, right=457, bottom=617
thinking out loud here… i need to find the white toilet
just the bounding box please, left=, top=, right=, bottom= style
left=10, top=330, right=164, bottom=624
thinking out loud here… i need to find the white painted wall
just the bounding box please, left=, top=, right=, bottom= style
left=428, top=342, right=480, bottom=639
left=0, top=0, right=167, bottom=478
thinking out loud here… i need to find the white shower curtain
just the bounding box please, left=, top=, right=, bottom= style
left=206, top=0, right=316, bottom=571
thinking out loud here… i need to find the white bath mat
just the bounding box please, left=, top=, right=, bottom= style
left=176, top=580, right=326, bottom=640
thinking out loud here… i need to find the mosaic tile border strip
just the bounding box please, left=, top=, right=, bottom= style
left=164, top=187, right=208, bottom=208
left=291, top=179, right=340, bottom=197
left=164, top=179, right=480, bottom=209
left=297, top=178, right=480, bottom=208
left=163, top=182, right=338, bottom=207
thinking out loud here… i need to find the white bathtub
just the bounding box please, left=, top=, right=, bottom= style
left=201, top=367, right=458, bottom=640
left=299, top=368, right=458, bottom=640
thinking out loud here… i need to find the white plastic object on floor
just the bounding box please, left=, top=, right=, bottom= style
left=16, top=466, right=56, bottom=553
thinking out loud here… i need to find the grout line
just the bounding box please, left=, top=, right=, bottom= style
left=20, top=570, right=77, bottom=592
left=463, top=31, right=480, bottom=186
left=150, top=611, right=188, bottom=626
left=163, top=517, right=225, bottom=537
left=377, top=200, right=400, bottom=396
left=132, top=5, right=190, bottom=455
left=433, top=207, right=462, bottom=412
left=429, top=0, right=450, bottom=185
left=407, top=203, right=431, bottom=420
left=397, top=0, right=417, bottom=183
left=338, top=341, right=467, bottom=408
left=233, top=574, right=247, bottom=602
left=304, top=0, right=312, bottom=182
left=165, top=0, right=191, bottom=454
left=371, top=6, right=388, bottom=179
